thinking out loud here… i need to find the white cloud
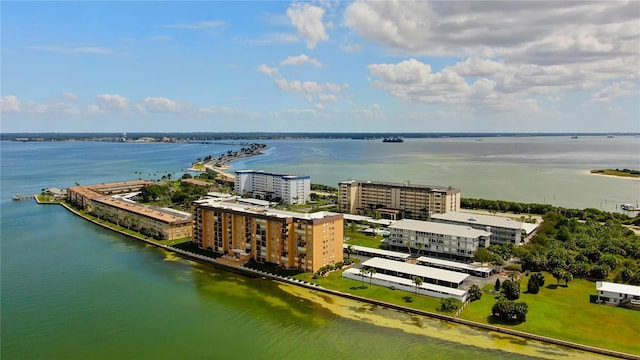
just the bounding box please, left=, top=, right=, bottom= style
left=62, top=92, right=79, bottom=101
left=1, top=95, right=21, bottom=112
left=280, top=54, right=323, bottom=68
left=240, top=32, right=300, bottom=46
left=589, top=81, right=639, bottom=104
left=368, top=58, right=541, bottom=113
left=258, top=62, right=347, bottom=103
left=96, top=94, right=129, bottom=111
left=163, top=21, right=225, bottom=30
left=257, top=64, right=279, bottom=77
left=347, top=1, right=639, bottom=114
left=138, top=97, right=185, bottom=113
left=287, top=3, right=329, bottom=49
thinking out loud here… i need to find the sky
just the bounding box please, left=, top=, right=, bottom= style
left=1, top=1, right=639, bottom=133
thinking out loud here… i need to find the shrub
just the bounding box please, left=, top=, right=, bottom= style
left=505, top=264, right=522, bottom=272
left=438, top=298, right=462, bottom=313
left=527, top=277, right=540, bottom=294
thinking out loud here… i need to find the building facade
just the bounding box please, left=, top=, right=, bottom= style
left=67, top=180, right=192, bottom=241
left=235, top=170, right=310, bottom=204
left=192, top=200, right=343, bottom=272
left=429, top=211, right=525, bottom=245
left=387, top=219, right=491, bottom=261
left=338, top=180, right=460, bottom=219
left=596, top=281, right=640, bottom=306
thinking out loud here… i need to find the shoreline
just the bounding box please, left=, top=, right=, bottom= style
left=47, top=199, right=640, bottom=359
left=584, top=170, right=640, bottom=181
left=193, top=143, right=270, bottom=179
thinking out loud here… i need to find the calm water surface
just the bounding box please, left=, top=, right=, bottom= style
left=2, top=137, right=637, bottom=359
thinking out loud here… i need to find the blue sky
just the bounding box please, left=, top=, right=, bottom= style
left=1, top=1, right=639, bottom=133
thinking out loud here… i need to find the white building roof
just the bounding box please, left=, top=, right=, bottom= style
left=343, top=244, right=410, bottom=260
left=431, top=211, right=523, bottom=230
left=343, top=213, right=394, bottom=226
left=195, top=199, right=341, bottom=221
left=521, top=222, right=539, bottom=235
left=362, top=257, right=469, bottom=284
left=596, top=281, right=640, bottom=296
left=417, top=256, right=493, bottom=274
left=389, top=219, right=491, bottom=238
left=343, top=268, right=467, bottom=297
left=236, top=198, right=273, bottom=207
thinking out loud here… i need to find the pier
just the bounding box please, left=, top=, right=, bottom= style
left=12, top=194, right=35, bottom=201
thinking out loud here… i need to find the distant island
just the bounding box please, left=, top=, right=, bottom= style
left=590, top=168, right=640, bottom=178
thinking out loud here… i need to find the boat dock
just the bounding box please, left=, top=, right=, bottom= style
left=12, top=194, right=35, bottom=201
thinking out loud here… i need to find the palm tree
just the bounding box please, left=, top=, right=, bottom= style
left=368, top=268, right=376, bottom=286
left=412, top=276, right=423, bottom=295
left=359, top=267, right=369, bottom=286
left=417, top=243, right=424, bottom=256
left=346, top=245, right=354, bottom=260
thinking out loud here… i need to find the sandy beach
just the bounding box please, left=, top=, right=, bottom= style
left=584, top=170, right=640, bottom=180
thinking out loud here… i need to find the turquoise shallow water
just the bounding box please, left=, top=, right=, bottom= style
left=1, top=137, right=636, bottom=359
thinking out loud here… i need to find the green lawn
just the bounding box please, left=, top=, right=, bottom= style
left=460, top=273, right=640, bottom=355
left=292, top=269, right=450, bottom=315
left=344, top=230, right=385, bottom=248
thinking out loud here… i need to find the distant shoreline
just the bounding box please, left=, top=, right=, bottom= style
left=585, top=170, right=640, bottom=181
left=3, top=132, right=639, bottom=142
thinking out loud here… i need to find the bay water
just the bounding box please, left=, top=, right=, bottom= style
left=2, top=136, right=637, bottom=359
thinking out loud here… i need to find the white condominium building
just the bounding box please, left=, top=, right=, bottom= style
left=429, top=211, right=526, bottom=246
left=388, top=219, right=491, bottom=261
left=235, top=170, right=310, bottom=204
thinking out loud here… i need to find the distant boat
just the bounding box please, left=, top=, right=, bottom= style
left=571, top=136, right=579, bottom=139
left=383, top=137, right=404, bottom=143
left=621, top=204, right=640, bottom=211
left=606, top=135, right=615, bottom=138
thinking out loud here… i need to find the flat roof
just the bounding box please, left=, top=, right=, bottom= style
left=521, top=222, right=539, bottom=235
left=93, top=197, right=192, bottom=224
left=343, top=214, right=394, bottom=226
left=431, top=211, right=523, bottom=230
left=596, top=281, right=640, bottom=296
left=417, top=256, right=493, bottom=274
left=343, top=244, right=410, bottom=260
left=235, top=169, right=310, bottom=180
left=389, top=219, right=491, bottom=238
left=362, top=257, right=469, bottom=284
left=195, top=199, right=341, bottom=221
left=339, top=179, right=459, bottom=193
left=236, top=198, right=273, bottom=207
left=343, top=268, right=467, bottom=297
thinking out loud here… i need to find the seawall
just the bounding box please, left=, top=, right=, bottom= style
left=57, top=201, right=639, bottom=360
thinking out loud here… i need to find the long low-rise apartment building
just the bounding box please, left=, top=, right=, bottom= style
left=68, top=180, right=192, bottom=241
left=360, top=257, right=469, bottom=289
left=429, top=211, right=528, bottom=245
left=387, top=219, right=491, bottom=261
left=235, top=170, right=310, bottom=204
left=338, top=179, right=460, bottom=220
left=342, top=267, right=467, bottom=301
left=192, top=199, right=343, bottom=272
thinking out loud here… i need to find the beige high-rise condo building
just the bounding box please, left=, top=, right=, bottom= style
left=192, top=199, right=343, bottom=272
left=338, top=180, right=460, bottom=220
